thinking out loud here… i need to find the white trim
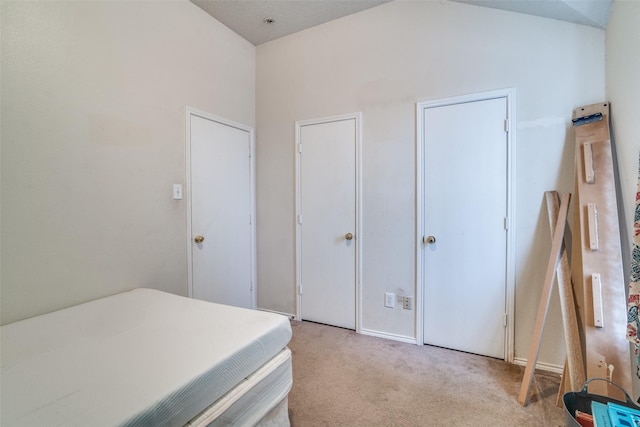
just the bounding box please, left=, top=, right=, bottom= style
left=415, top=88, right=516, bottom=362
left=513, top=358, right=563, bottom=375
left=295, top=121, right=301, bottom=322
left=185, top=108, right=194, bottom=298
left=505, top=89, right=517, bottom=364
left=185, top=107, right=257, bottom=309
left=294, top=112, right=363, bottom=333
left=415, top=102, right=424, bottom=346
left=360, top=329, right=418, bottom=345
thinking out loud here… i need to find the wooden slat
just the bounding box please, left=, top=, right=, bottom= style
left=518, top=193, right=571, bottom=406
left=545, top=191, right=585, bottom=392
left=556, top=360, right=571, bottom=408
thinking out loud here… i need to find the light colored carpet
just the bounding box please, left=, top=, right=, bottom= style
left=287, top=320, right=565, bottom=426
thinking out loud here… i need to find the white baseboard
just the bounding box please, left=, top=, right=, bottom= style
left=360, top=328, right=417, bottom=345
left=512, top=357, right=564, bottom=374
left=257, top=308, right=295, bottom=320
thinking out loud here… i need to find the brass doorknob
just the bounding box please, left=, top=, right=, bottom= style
left=425, top=235, right=436, bottom=244
left=345, top=233, right=354, bottom=241
left=194, top=235, right=205, bottom=243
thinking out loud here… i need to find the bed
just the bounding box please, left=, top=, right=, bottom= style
left=1, top=288, right=293, bottom=426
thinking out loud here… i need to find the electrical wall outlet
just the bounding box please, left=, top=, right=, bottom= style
left=403, top=296, right=413, bottom=310
left=385, top=292, right=395, bottom=308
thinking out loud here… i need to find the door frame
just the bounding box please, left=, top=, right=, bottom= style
left=294, top=112, right=362, bottom=332
left=415, top=88, right=516, bottom=362
left=185, top=107, right=257, bottom=308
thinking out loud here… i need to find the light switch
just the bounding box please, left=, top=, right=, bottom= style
left=173, top=184, right=183, bottom=200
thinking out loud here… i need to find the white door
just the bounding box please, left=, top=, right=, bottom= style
left=421, top=96, right=508, bottom=359
left=188, top=112, right=254, bottom=309
left=296, top=115, right=360, bottom=330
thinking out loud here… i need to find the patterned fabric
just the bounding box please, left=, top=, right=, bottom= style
left=627, top=153, right=640, bottom=377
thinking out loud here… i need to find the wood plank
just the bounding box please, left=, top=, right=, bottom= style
left=518, top=193, right=571, bottom=406
left=571, top=102, right=631, bottom=399
left=556, top=360, right=571, bottom=408
left=545, top=191, right=585, bottom=391
left=571, top=180, right=588, bottom=371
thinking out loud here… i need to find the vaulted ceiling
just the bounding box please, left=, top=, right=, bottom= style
left=191, top=0, right=613, bottom=46
left=452, top=0, right=612, bottom=28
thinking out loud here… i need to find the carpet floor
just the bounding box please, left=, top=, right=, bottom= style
left=287, top=320, right=565, bottom=426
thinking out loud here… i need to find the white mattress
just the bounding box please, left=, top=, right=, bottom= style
left=1, top=288, right=292, bottom=427
left=189, top=348, right=292, bottom=426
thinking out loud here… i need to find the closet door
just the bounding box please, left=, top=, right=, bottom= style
left=189, top=111, right=254, bottom=309
left=296, top=114, right=361, bottom=330
left=421, top=96, right=508, bottom=359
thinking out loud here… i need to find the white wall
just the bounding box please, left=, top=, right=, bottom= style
left=0, top=1, right=255, bottom=324
left=607, top=0, right=640, bottom=245
left=606, top=0, right=640, bottom=396
left=0, top=0, right=612, bottom=369
left=256, top=0, right=605, bottom=365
